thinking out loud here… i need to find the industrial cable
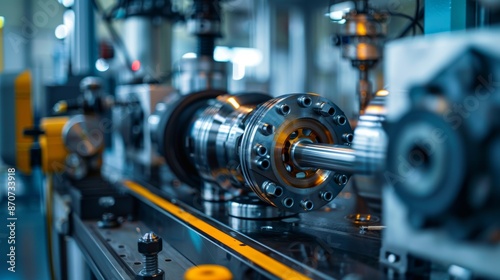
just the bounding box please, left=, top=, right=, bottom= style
left=389, top=12, right=424, bottom=34
left=397, top=1, right=424, bottom=38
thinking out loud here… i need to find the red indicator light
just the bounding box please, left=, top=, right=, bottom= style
left=131, top=60, right=141, bottom=71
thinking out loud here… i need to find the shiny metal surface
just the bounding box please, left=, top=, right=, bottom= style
left=96, top=167, right=388, bottom=279
left=190, top=94, right=269, bottom=194
left=227, top=195, right=295, bottom=219
left=240, top=94, right=354, bottom=212
left=122, top=16, right=172, bottom=82
left=291, top=142, right=356, bottom=173
left=113, top=84, right=174, bottom=166
left=158, top=92, right=355, bottom=212
left=288, top=95, right=387, bottom=177
left=174, top=57, right=228, bottom=94
left=352, top=94, right=388, bottom=211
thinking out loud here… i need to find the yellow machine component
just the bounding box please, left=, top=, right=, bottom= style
left=39, top=117, right=69, bottom=173
left=14, top=71, right=34, bottom=174
left=184, top=265, right=233, bottom=280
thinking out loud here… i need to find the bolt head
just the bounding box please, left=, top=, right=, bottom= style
left=335, top=115, right=347, bottom=125
left=277, top=104, right=291, bottom=115
left=138, top=232, right=163, bottom=254
left=343, top=133, right=354, bottom=144
left=301, top=200, right=314, bottom=211
left=260, top=123, right=275, bottom=135
left=335, top=174, right=349, bottom=185
left=297, top=96, right=312, bottom=107
left=264, top=182, right=283, bottom=197
left=315, top=102, right=336, bottom=116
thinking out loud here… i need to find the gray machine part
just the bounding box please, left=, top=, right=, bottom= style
left=381, top=28, right=500, bottom=279
left=63, top=115, right=103, bottom=157
left=113, top=84, right=175, bottom=166
left=352, top=94, right=388, bottom=211
left=333, top=0, right=387, bottom=115
left=121, top=16, right=173, bottom=83
left=173, top=57, right=229, bottom=95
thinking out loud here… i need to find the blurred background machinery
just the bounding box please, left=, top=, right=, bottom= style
left=381, top=28, right=500, bottom=279
left=1, top=0, right=500, bottom=279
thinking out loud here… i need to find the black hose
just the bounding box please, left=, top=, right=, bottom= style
left=397, top=2, right=424, bottom=38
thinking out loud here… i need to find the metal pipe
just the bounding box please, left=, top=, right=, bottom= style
left=72, top=0, right=96, bottom=76
left=291, top=142, right=357, bottom=173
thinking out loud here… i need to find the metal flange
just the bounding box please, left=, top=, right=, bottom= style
left=239, top=94, right=354, bottom=212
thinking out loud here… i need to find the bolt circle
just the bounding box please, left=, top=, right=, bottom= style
left=239, top=93, right=354, bottom=213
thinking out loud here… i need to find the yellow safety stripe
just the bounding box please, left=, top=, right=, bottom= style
left=123, top=180, right=312, bottom=280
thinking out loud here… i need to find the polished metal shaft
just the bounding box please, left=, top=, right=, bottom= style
left=291, top=142, right=357, bottom=173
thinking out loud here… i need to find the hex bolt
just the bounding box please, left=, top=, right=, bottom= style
left=334, top=115, right=347, bottom=126
left=254, top=144, right=268, bottom=156
left=343, top=133, right=354, bottom=144
left=301, top=200, right=314, bottom=211
left=320, top=191, right=334, bottom=202
left=334, top=174, right=349, bottom=185
left=260, top=123, right=275, bottom=136
left=136, top=232, right=164, bottom=280
left=314, top=102, right=336, bottom=116
left=297, top=96, right=312, bottom=107
left=277, top=104, right=291, bottom=115
left=264, top=182, right=283, bottom=197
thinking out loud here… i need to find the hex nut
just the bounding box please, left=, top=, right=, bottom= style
left=314, top=102, right=336, bottom=116
left=264, top=183, right=283, bottom=197
left=138, top=233, right=163, bottom=254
